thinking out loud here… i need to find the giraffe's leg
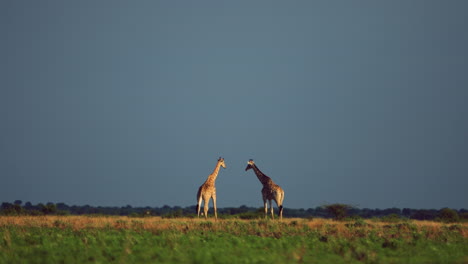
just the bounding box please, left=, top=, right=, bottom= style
left=212, top=194, right=217, bottom=221
left=269, top=200, right=274, bottom=219
left=203, top=197, right=210, bottom=220
left=263, top=198, right=268, bottom=219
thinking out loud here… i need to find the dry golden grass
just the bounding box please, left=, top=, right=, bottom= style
left=0, top=215, right=466, bottom=238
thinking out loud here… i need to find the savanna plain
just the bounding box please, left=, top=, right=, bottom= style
left=0, top=216, right=467, bottom=264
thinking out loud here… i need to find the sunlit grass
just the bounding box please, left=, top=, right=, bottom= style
left=0, top=215, right=466, bottom=237
left=1, top=216, right=467, bottom=263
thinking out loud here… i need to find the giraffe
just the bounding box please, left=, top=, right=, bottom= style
left=245, top=159, right=285, bottom=220
left=196, top=157, right=226, bottom=220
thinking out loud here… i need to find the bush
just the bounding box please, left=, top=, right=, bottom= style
left=459, top=212, right=468, bottom=222
left=237, top=211, right=262, bottom=220
left=436, top=208, right=459, bottom=223
left=380, top=214, right=403, bottom=223
left=323, top=204, right=353, bottom=221
left=0, top=203, right=24, bottom=215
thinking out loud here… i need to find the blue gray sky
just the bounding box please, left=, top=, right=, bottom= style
left=1, top=1, right=467, bottom=210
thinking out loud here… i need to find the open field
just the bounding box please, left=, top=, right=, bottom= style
left=1, top=216, right=467, bottom=263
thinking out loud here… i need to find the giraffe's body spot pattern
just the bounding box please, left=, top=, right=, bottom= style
left=262, top=185, right=282, bottom=201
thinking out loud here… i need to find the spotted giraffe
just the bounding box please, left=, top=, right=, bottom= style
left=245, top=159, right=285, bottom=220
left=196, top=157, right=226, bottom=220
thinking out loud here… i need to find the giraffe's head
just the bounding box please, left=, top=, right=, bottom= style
left=218, top=157, right=226, bottom=169
left=245, top=159, right=255, bottom=171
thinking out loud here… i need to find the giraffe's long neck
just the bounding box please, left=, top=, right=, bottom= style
left=252, top=164, right=271, bottom=185
left=206, top=162, right=222, bottom=184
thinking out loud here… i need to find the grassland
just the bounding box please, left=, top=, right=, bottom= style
left=0, top=216, right=467, bottom=264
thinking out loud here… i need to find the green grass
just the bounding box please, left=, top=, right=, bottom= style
left=0, top=217, right=467, bottom=263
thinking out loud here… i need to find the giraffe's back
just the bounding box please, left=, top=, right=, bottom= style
left=199, top=183, right=216, bottom=197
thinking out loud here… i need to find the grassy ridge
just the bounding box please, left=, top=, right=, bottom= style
left=1, top=216, right=467, bottom=263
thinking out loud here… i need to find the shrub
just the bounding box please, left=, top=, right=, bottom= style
left=436, top=208, right=459, bottom=223
left=323, top=204, right=353, bottom=221
left=380, top=214, right=403, bottom=223
left=459, top=212, right=468, bottom=222
left=237, top=211, right=262, bottom=220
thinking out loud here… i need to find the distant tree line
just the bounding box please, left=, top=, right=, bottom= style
left=1, top=200, right=466, bottom=222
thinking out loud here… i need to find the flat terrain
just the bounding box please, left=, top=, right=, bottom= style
left=0, top=216, right=467, bottom=263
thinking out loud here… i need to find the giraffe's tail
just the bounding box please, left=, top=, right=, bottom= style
left=278, top=190, right=285, bottom=217
left=196, top=187, right=202, bottom=215
left=278, top=205, right=283, bottom=217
